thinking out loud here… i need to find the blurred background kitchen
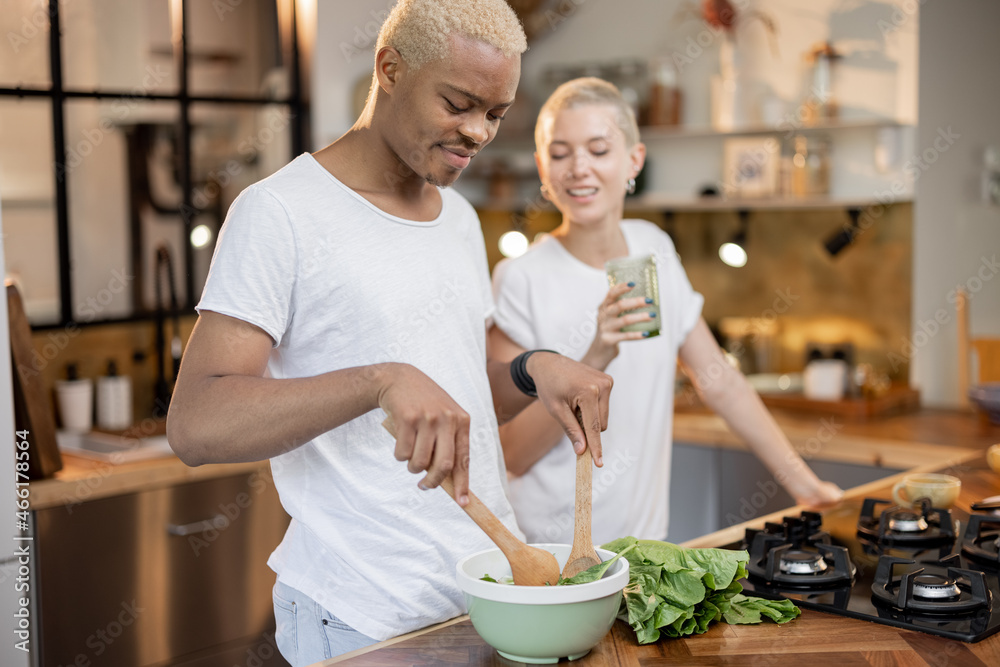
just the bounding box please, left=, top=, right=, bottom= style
left=1, top=1, right=999, bottom=666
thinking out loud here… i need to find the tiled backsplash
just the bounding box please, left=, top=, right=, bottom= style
left=480, top=202, right=913, bottom=380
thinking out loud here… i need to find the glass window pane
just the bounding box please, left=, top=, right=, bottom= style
left=0, top=98, right=58, bottom=324
left=62, top=0, right=177, bottom=94
left=64, top=98, right=179, bottom=321
left=0, top=0, right=51, bottom=88
left=188, top=0, right=291, bottom=99
left=188, top=101, right=293, bottom=297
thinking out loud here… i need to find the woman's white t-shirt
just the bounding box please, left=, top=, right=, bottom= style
left=492, top=220, right=703, bottom=545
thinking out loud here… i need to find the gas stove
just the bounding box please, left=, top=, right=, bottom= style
left=722, top=498, right=1000, bottom=642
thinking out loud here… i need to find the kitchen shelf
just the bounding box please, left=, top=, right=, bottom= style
left=469, top=194, right=910, bottom=213
left=637, top=118, right=911, bottom=141
left=623, top=194, right=912, bottom=212
left=489, top=118, right=912, bottom=149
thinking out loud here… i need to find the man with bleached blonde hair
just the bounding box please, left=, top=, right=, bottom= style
left=167, top=0, right=614, bottom=664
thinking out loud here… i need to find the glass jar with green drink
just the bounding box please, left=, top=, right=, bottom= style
left=604, top=254, right=660, bottom=338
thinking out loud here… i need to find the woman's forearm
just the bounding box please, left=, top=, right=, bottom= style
left=678, top=318, right=835, bottom=504
left=498, top=401, right=568, bottom=476
left=697, top=372, right=825, bottom=500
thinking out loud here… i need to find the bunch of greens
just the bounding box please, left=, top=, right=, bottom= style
left=600, top=537, right=800, bottom=644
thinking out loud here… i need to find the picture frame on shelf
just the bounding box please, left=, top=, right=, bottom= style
left=722, top=136, right=780, bottom=198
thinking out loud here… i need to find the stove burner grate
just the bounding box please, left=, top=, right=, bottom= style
left=856, top=498, right=955, bottom=546
left=871, top=555, right=990, bottom=615
left=747, top=533, right=855, bottom=588
left=961, top=513, right=1000, bottom=566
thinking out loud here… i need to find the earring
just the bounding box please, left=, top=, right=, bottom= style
left=626, top=178, right=636, bottom=195
left=540, top=184, right=550, bottom=200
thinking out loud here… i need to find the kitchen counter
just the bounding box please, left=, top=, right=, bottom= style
left=28, top=450, right=269, bottom=510
left=673, top=406, right=998, bottom=469
left=320, top=440, right=1000, bottom=666
left=29, top=409, right=997, bottom=511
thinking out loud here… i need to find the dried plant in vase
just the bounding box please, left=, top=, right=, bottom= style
left=674, top=0, right=779, bottom=53
left=673, top=0, right=780, bottom=129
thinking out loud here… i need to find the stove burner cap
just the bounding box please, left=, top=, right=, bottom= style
left=888, top=510, right=929, bottom=533
left=778, top=550, right=829, bottom=575
left=911, top=574, right=961, bottom=600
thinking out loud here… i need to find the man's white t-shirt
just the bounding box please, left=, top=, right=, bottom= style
left=197, top=154, right=524, bottom=641
left=492, top=220, right=703, bottom=545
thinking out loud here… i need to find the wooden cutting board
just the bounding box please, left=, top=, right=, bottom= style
left=7, top=284, right=63, bottom=479
left=758, top=384, right=921, bottom=421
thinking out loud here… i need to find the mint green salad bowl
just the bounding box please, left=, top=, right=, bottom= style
left=455, top=543, right=629, bottom=664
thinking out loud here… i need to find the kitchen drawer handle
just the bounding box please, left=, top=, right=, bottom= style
left=167, top=514, right=227, bottom=536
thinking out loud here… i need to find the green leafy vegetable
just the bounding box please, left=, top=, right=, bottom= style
left=557, top=544, right=637, bottom=586
left=600, top=537, right=801, bottom=644
left=479, top=574, right=498, bottom=583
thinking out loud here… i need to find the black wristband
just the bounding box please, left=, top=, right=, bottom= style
left=510, top=349, right=557, bottom=397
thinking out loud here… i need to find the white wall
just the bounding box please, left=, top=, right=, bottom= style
left=313, top=0, right=918, bottom=144
left=911, top=0, right=1000, bottom=407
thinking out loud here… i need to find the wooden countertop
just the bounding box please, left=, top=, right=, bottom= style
left=672, top=406, right=998, bottom=469
left=321, top=446, right=1000, bottom=666
left=29, top=409, right=997, bottom=511
left=28, top=452, right=269, bottom=511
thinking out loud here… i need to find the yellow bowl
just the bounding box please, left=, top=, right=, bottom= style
left=988, top=444, right=1000, bottom=474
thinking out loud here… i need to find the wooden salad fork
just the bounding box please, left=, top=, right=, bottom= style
left=561, top=433, right=601, bottom=579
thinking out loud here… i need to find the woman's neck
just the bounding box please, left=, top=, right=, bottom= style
left=550, top=217, right=629, bottom=269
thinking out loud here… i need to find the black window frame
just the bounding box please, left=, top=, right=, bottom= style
left=0, top=0, right=308, bottom=330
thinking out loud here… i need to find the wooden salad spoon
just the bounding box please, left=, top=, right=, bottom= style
left=382, top=415, right=560, bottom=586
left=561, top=435, right=601, bottom=579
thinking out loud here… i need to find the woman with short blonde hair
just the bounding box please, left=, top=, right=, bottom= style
left=491, top=78, right=843, bottom=546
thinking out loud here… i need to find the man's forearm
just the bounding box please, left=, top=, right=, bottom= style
left=167, top=364, right=391, bottom=466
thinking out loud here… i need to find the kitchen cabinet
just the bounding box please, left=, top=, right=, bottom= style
left=31, top=470, right=289, bottom=667
left=666, top=442, right=903, bottom=544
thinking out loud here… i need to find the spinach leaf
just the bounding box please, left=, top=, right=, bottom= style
left=557, top=544, right=637, bottom=586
